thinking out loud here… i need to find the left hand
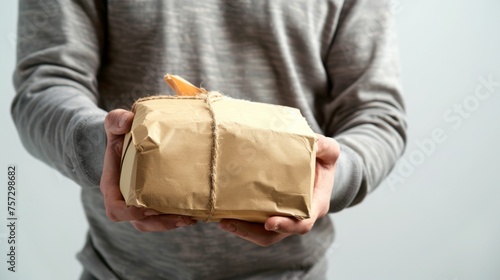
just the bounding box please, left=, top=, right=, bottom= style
left=101, top=109, right=196, bottom=231
left=219, top=134, right=340, bottom=247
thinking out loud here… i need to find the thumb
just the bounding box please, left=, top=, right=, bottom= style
left=315, top=134, right=340, bottom=167
left=104, top=109, right=134, bottom=136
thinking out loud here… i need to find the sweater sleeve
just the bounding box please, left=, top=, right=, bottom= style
left=11, top=0, right=107, bottom=187
left=324, top=0, right=407, bottom=212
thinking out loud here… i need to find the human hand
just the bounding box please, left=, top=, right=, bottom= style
left=219, top=134, right=340, bottom=246
left=100, top=109, right=196, bottom=231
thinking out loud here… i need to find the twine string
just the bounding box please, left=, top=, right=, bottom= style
left=204, top=92, right=222, bottom=221
left=132, top=92, right=223, bottom=221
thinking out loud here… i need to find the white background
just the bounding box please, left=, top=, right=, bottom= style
left=1, top=1, right=499, bottom=279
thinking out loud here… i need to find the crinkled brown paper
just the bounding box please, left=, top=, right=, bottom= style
left=119, top=75, right=317, bottom=223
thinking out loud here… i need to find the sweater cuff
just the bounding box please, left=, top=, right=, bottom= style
left=71, top=112, right=107, bottom=187
left=329, top=143, right=365, bottom=213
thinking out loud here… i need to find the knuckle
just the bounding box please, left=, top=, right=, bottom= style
left=128, top=206, right=145, bottom=220
left=105, top=208, right=120, bottom=222
left=131, top=221, right=148, bottom=232
left=332, top=150, right=340, bottom=162
left=163, top=223, right=177, bottom=231
left=104, top=112, right=115, bottom=130
left=132, top=217, right=177, bottom=232
left=258, top=240, right=273, bottom=247
left=318, top=208, right=329, bottom=218
left=156, top=217, right=177, bottom=230
left=331, top=139, right=341, bottom=159
left=298, top=223, right=313, bottom=235
left=238, top=230, right=249, bottom=238
left=259, top=237, right=278, bottom=247
left=110, top=139, right=123, bottom=155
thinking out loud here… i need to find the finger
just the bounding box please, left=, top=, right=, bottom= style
left=130, top=215, right=197, bottom=232
left=219, top=219, right=290, bottom=247
left=103, top=109, right=134, bottom=160
left=264, top=216, right=315, bottom=235
left=100, top=141, right=129, bottom=215
left=104, top=202, right=157, bottom=222
left=315, top=134, right=340, bottom=166
left=104, top=109, right=134, bottom=136
left=100, top=110, right=134, bottom=210
left=100, top=109, right=140, bottom=222
left=100, top=138, right=124, bottom=202
left=312, top=135, right=339, bottom=214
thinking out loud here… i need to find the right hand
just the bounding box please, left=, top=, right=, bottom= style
left=100, top=109, right=196, bottom=232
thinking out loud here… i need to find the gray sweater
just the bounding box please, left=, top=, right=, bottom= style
left=12, top=0, right=406, bottom=279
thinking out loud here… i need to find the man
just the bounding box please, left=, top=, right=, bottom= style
left=12, top=0, right=406, bottom=279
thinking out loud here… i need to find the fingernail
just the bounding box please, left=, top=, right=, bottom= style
left=272, top=223, right=280, bottom=231
left=119, top=113, right=129, bottom=128
left=144, top=210, right=159, bottom=216
left=266, top=223, right=279, bottom=232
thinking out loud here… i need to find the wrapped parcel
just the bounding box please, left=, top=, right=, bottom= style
left=120, top=75, right=317, bottom=223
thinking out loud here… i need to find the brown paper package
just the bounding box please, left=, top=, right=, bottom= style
left=120, top=82, right=317, bottom=223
